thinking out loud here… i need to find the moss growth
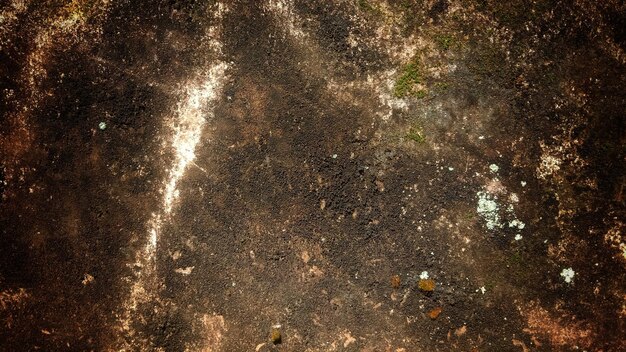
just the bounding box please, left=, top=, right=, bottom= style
left=435, top=34, right=454, bottom=50
left=414, top=90, right=427, bottom=99
left=434, top=81, right=449, bottom=92
left=406, top=126, right=425, bottom=143
left=394, top=57, right=427, bottom=98
left=358, top=0, right=383, bottom=17
left=396, top=0, right=426, bottom=34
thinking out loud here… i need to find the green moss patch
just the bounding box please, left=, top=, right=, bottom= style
left=394, top=57, right=427, bottom=98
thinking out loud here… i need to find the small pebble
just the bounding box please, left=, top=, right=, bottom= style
left=390, top=275, right=401, bottom=289
left=428, top=307, right=442, bottom=319
left=270, top=325, right=282, bottom=344
left=418, top=279, right=436, bottom=292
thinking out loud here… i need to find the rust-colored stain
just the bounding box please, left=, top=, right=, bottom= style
left=428, top=306, right=442, bottom=320
left=418, top=279, right=436, bottom=292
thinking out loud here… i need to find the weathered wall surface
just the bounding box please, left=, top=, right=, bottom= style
left=1, top=1, right=625, bottom=351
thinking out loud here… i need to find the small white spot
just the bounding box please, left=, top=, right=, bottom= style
left=509, top=219, right=525, bottom=230
left=478, top=136, right=485, bottom=140
left=175, top=266, right=195, bottom=275
left=480, top=286, right=486, bottom=294
left=521, top=181, right=527, bottom=187
left=489, top=164, right=499, bottom=173
left=420, top=271, right=429, bottom=279
left=98, top=121, right=107, bottom=130
left=560, top=267, right=575, bottom=283
left=448, top=167, right=454, bottom=171
left=514, top=234, right=523, bottom=241
left=332, top=154, right=338, bottom=159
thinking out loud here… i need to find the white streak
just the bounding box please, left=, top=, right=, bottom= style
left=118, top=61, right=228, bottom=350
left=162, top=63, right=229, bottom=215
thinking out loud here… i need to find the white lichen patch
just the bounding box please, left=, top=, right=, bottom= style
left=420, top=271, right=429, bottom=279
left=477, top=167, right=526, bottom=234
left=515, top=234, right=523, bottom=241
left=560, top=267, right=576, bottom=283
left=477, top=190, right=501, bottom=230
left=509, top=219, right=526, bottom=230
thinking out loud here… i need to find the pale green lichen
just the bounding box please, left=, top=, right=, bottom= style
left=477, top=191, right=501, bottom=230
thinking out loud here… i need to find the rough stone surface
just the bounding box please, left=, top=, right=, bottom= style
left=1, top=1, right=625, bottom=351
